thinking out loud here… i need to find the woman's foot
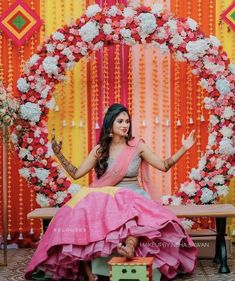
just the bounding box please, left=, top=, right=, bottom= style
left=117, top=236, right=138, bottom=259
left=84, top=261, right=98, bottom=281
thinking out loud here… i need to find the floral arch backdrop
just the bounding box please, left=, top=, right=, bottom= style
left=12, top=3, right=235, bottom=207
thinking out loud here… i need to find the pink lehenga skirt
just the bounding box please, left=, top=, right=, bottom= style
left=25, top=186, right=197, bottom=280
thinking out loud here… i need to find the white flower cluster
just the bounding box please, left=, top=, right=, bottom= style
left=138, top=13, right=157, bottom=38
left=86, top=4, right=102, bottom=17
left=52, top=31, right=65, bottom=41
left=151, top=3, right=164, bottom=17
left=20, top=102, right=41, bottom=122
left=200, top=188, right=216, bottom=204
left=28, top=54, right=40, bottom=67
left=17, top=78, right=30, bottom=93
left=185, top=39, right=209, bottom=61
left=219, top=138, right=235, bottom=155
left=179, top=181, right=197, bottom=196
left=36, top=193, right=50, bottom=207
left=79, top=21, right=99, bottom=42
left=35, top=168, right=50, bottom=182
left=42, top=56, right=59, bottom=76
left=53, top=191, right=68, bottom=205
left=215, top=78, right=231, bottom=95
left=19, top=168, right=30, bottom=179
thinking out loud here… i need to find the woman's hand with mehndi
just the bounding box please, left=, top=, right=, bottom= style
left=182, top=129, right=196, bottom=150
left=51, top=135, right=62, bottom=155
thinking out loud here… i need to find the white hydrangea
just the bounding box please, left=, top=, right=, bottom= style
left=212, top=175, right=225, bottom=185
left=215, top=185, right=228, bottom=197
left=215, top=78, right=230, bottom=95
left=46, top=98, right=55, bottom=109
left=208, top=133, right=217, bottom=146
left=35, top=168, right=50, bottom=182
left=28, top=54, right=40, bottom=67
left=171, top=196, right=182, bottom=206
left=41, top=85, right=51, bottom=99
left=215, top=158, right=225, bottom=169
left=19, top=168, right=30, bottom=179
left=208, top=35, right=221, bottom=47
left=198, top=156, right=207, bottom=170
left=79, top=21, right=99, bottom=42
left=222, top=106, right=234, bottom=120
left=181, top=219, right=194, bottom=230
left=123, top=7, right=136, bottom=18
left=34, top=77, right=46, bottom=93
left=20, top=102, right=41, bottom=122
left=17, top=78, right=30, bottom=93
left=199, top=78, right=209, bottom=90
left=36, top=193, right=50, bottom=207
left=187, top=18, right=198, bottom=31
left=170, top=33, right=184, bottom=47
left=189, top=168, right=202, bottom=181
left=219, top=137, right=235, bottom=155
left=138, top=13, right=157, bottom=36
left=179, top=181, right=197, bottom=196
left=228, top=63, right=235, bottom=74
left=166, top=19, right=177, bottom=33
left=42, top=56, right=59, bottom=76
left=61, top=47, right=72, bottom=57
left=209, top=115, right=219, bottom=126
left=54, top=191, right=68, bottom=205
left=156, top=27, right=168, bottom=40
left=68, top=183, right=81, bottom=195
left=19, top=148, right=31, bottom=159
left=160, top=195, right=172, bottom=205
left=86, top=4, right=102, bottom=18
left=120, top=28, right=132, bottom=38
left=200, top=188, right=215, bottom=204
left=184, top=53, right=199, bottom=62
left=204, top=97, right=216, bottom=109
left=106, top=5, right=118, bottom=17
left=186, top=39, right=208, bottom=57
left=228, top=166, right=235, bottom=176
left=45, top=142, right=54, bottom=158
left=11, top=133, right=18, bottom=144
left=203, top=59, right=225, bottom=74
left=52, top=31, right=65, bottom=41
left=46, top=43, right=56, bottom=53
left=151, top=3, right=164, bottom=16
left=219, top=126, right=233, bottom=138
left=102, top=23, right=113, bottom=35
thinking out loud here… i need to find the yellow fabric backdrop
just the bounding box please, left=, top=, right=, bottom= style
left=42, top=0, right=88, bottom=186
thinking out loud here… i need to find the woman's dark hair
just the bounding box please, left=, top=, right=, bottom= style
left=95, top=103, right=133, bottom=178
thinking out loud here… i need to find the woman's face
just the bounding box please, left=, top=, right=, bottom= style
left=112, top=111, right=130, bottom=137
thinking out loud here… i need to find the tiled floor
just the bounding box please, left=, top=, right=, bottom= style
left=0, top=246, right=235, bottom=280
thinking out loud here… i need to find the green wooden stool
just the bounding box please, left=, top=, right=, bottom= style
left=108, top=257, right=154, bottom=281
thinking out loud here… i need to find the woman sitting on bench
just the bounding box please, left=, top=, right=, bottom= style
left=25, top=103, right=197, bottom=281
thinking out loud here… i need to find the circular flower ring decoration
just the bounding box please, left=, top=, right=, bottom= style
left=12, top=3, right=235, bottom=207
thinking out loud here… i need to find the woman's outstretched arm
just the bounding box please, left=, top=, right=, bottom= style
left=140, top=130, right=196, bottom=172
left=52, top=137, right=99, bottom=180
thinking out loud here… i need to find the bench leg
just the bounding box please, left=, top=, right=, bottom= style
left=42, top=219, right=51, bottom=233
left=213, top=217, right=230, bottom=273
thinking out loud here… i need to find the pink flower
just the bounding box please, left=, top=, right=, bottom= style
left=36, top=147, right=44, bottom=156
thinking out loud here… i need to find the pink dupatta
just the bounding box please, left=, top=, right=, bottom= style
left=91, top=138, right=159, bottom=202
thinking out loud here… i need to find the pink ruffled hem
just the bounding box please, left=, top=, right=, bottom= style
left=25, top=188, right=197, bottom=280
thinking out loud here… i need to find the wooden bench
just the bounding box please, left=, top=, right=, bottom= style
left=27, top=203, right=235, bottom=274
